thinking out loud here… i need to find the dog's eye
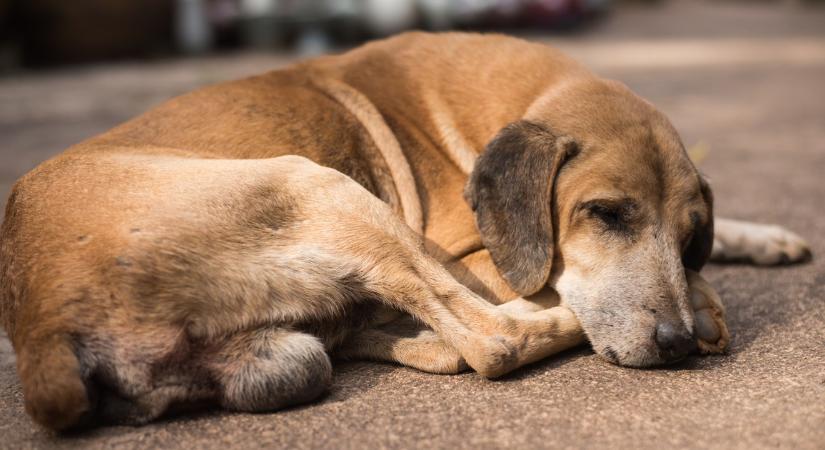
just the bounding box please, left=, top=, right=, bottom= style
left=681, top=212, right=701, bottom=252
left=681, top=230, right=696, bottom=253
left=589, top=204, right=624, bottom=228
left=583, top=200, right=634, bottom=233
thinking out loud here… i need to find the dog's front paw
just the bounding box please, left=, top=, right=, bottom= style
left=686, top=270, right=730, bottom=354
left=712, top=219, right=812, bottom=265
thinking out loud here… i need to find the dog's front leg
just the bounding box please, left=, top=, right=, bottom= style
left=337, top=298, right=584, bottom=375
left=364, top=254, right=585, bottom=378
left=336, top=318, right=469, bottom=374
left=287, top=160, right=586, bottom=378
left=711, top=217, right=811, bottom=265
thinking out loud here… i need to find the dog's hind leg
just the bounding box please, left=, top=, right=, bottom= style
left=203, top=327, right=333, bottom=413
left=26, top=327, right=332, bottom=427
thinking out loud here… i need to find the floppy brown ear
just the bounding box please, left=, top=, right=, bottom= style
left=464, top=120, right=578, bottom=296
left=683, top=176, right=715, bottom=271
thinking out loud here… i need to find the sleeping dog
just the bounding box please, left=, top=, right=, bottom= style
left=0, top=32, right=810, bottom=430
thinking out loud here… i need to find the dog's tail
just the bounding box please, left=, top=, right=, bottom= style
left=17, top=332, right=90, bottom=431
left=2, top=184, right=92, bottom=430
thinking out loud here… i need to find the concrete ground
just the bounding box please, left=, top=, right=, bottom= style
left=1, top=1, right=824, bottom=448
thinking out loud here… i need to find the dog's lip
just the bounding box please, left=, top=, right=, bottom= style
left=613, top=352, right=689, bottom=369
left=654, top=345, right=694, bottom=366
left=597, top=339, right=692, bottom=368
left=661, top=353, right=689, bottom=364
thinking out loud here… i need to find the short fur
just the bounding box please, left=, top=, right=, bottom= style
left=0, top=32, right=808, bottom=430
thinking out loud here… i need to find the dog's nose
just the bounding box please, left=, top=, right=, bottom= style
left=654, top=322, right=696, bottom=361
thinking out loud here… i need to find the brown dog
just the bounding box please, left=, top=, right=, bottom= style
left=0, top=32, right=809, bottom=430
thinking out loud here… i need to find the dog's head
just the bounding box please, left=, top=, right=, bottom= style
left=464, top=79, right=713, bottom=367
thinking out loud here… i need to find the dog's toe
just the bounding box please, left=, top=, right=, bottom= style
left=755, top=225, right=811, bottom=265
left=694, top=309, right=721, bottom=344
left=686, top=271, right=730, bottom=355
left=464, top=335, right=518, bottom=379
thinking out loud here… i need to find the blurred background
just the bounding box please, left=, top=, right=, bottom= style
left=1, top=0, right=820, bottom=67
left=0, top=0, right=618, bottom=67
left=0, top=0, right=823, bottom=218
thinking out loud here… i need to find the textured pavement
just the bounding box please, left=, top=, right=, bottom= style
left=1, top=2, right=825, bottom=449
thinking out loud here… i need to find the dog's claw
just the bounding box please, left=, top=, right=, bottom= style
left=686, top=270, right=730, bottom=354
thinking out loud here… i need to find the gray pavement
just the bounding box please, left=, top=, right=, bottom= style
left=1, top=1, right=824, bottom=448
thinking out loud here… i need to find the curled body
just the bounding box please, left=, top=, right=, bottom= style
left=0, top=32, right=802, bottom=431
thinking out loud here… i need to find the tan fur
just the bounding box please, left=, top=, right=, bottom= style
left=309, top=75, right=423, bottom=233
left=1, top=32, right=801, bottom=431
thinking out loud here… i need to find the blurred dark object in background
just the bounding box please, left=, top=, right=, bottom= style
left=9, top=0, right=174, bottom=67
left=0, top=0, right=612, bottom=70
left=212, top=0, right=611, bottom=55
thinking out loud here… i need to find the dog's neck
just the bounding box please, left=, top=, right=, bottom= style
left=321, top=35, right=585, bottom=261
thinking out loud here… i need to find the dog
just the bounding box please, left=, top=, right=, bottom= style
left=0, top=32, right=810, bottom=431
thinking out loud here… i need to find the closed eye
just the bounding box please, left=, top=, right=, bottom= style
left=582, top=199, right=637, bottom=234
left=681, top=211, right=701, bottom=252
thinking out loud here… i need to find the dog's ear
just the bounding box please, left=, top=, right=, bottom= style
left=464, top=120, right=578, bottom=296
left=682, top=176, right=714, bottom=271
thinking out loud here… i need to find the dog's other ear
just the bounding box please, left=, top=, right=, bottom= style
left=683, top=176, right=715, bottom=271
left=464, top=120, right=578, bottom=296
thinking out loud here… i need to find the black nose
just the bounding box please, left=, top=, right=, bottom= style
left=655, top=322, right=696, bottom=361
